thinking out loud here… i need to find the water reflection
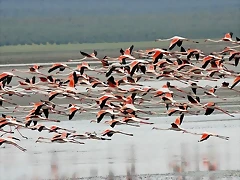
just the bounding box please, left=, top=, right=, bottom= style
left=166, top=142, right=238, bottom=180
left=126, top=144, right=136, bottom=180
left=2, top=140, right=239, bottom=179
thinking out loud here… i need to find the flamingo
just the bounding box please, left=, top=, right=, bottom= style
left=221, top=81, right=240, bottom=93
left=29, top=124, right=76, bottom=133
left=93, top=109, right=118, bottom=123
left=148, top=49, right=171, bottom=64
left=167, top=105, right=198, bottom=116
left=203, top=102, right=234, bottom=117
left=0, top=72, right=25, bottom=84
left=152, top=114, right=189, bottom=133
left=36, top=132, right=84, bottom=144
left=12, top=66, right=46, bottom=76
left=68, top=106, right=82, bottom=120
left=204, top=32, right=236, bottom=43
left=69, top=132, right=111, bottom=141
left=48, top=63, right=73, bottom=74
left=155, top=36, right=199, bottom=50
left=101, top=129, right=133, bottom=137
left=188, top=131, right=229, bottom=142
left=36, top=135, right=84, bottom=144
left=68, top=50, right=98, bottom=61
left=178, top=47, right=203, bottom=60
left=0, top=120, right=15, bottom=134
left=188, top=82, right=208, bottom=95
left=203, top=86, right=227, bottom=101
left=121, top=116, right=154, bottom=125
left=104, top=119, right=140, bottom=128
left=0, top=137, right=26, bottom=152
left=120, top=45, right=134, bottom=56
left=0, top=119, right=28, bottom=139
left=25, top=115, right=60, bottom=127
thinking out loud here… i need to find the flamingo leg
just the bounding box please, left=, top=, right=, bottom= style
left=16, top=127, right=28, bottom=139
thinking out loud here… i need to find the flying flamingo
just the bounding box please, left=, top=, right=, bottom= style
left=0, top=120, right=15, bottom=134
left=204, top=32, right=236, bottom=43
left=68, top=50, right=98, bottom=61
left=0, top=119, right=28, bottom=139
left=101, top=129, right=133, bottom=137
left=76, top=62, right=97, bottom=75
left=120, top=45, right=134, bottom=56
left=188, top=131, right=229, bottom=142
left=0, top=72, right=26, bottom=85
left=104, top=119, right=140, bottom=128
left=203, top=86, right=227, bottom=101
left=184, top=48, right=203, bottom=60
left=120, top=103, right=155, bottom=115
left=221, top=81, right=240, bottom=93
left=167, top=105, right=198, bottom=116
left=203, top=102, right=234, bottom=117
left=36, top=132, right=85, bottom=144
left=48, top=63, right=73, bottom=74
left=29, top=124, right=76, bottom=133
left=121, top=116, right=154, bottom=125
left=152, top=114, right=190, bottom=133
left=148, top=49, right=171, bottom=64
left=0, top=136, right=27, bottom=152
left=12, top=66, right=46, bottom=76
left=188, top=82, right=208, bottom=95
left=25, top=115, right=60, bottom=127
left=155, top=36, right=199, bottom=50
left=69, top=132, right=111, bottom=141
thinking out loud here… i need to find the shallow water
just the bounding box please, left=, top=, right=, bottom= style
left=1, top=114, right=240, bottom=180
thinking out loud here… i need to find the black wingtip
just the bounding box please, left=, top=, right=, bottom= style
left=180, top=47, right=186, bottom=52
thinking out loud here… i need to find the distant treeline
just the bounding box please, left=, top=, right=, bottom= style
left=0, top=0, right=239, bottom=46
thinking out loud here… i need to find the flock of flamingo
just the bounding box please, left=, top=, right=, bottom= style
left=0, top=32, right=240, bottom=152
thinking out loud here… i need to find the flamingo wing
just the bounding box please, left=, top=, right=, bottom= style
left=234, top=58, right=239, bottom=67
left=48, top=65, right=62, bottom=73
left=49, top=92, right=60, bottom=101
left=187, top=95, right=199, bottom=104
left=171, top=123, right=179, bottom=129
left=120, top=48, right=124, bottom=55
left=80, top=51, right=91, bottom=57
left=204, top=108, right=214, bottom=116
left=93, top=50, right=97, bottom=57
left=107, top=76, right=117, bottom=87
left=169, top=38, right=179, bottom=50
left=199, top=133, right=210, bottom=142
left=129, top=45, right=134, bottom=55
left=230, top=76, right=240, bottom=89
left=174, top=113, right=184, bottom=126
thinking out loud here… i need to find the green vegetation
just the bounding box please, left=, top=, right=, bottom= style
left=0, top=41, right=167, bottom=64
left=0, top=0, right=239, bottom=64
left=0, top=0, right=239, bottom=46
left=0, top=40, right=228, bottom=64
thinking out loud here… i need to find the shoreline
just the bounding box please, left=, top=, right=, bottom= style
left=0, top=40, right=235, bottom=64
